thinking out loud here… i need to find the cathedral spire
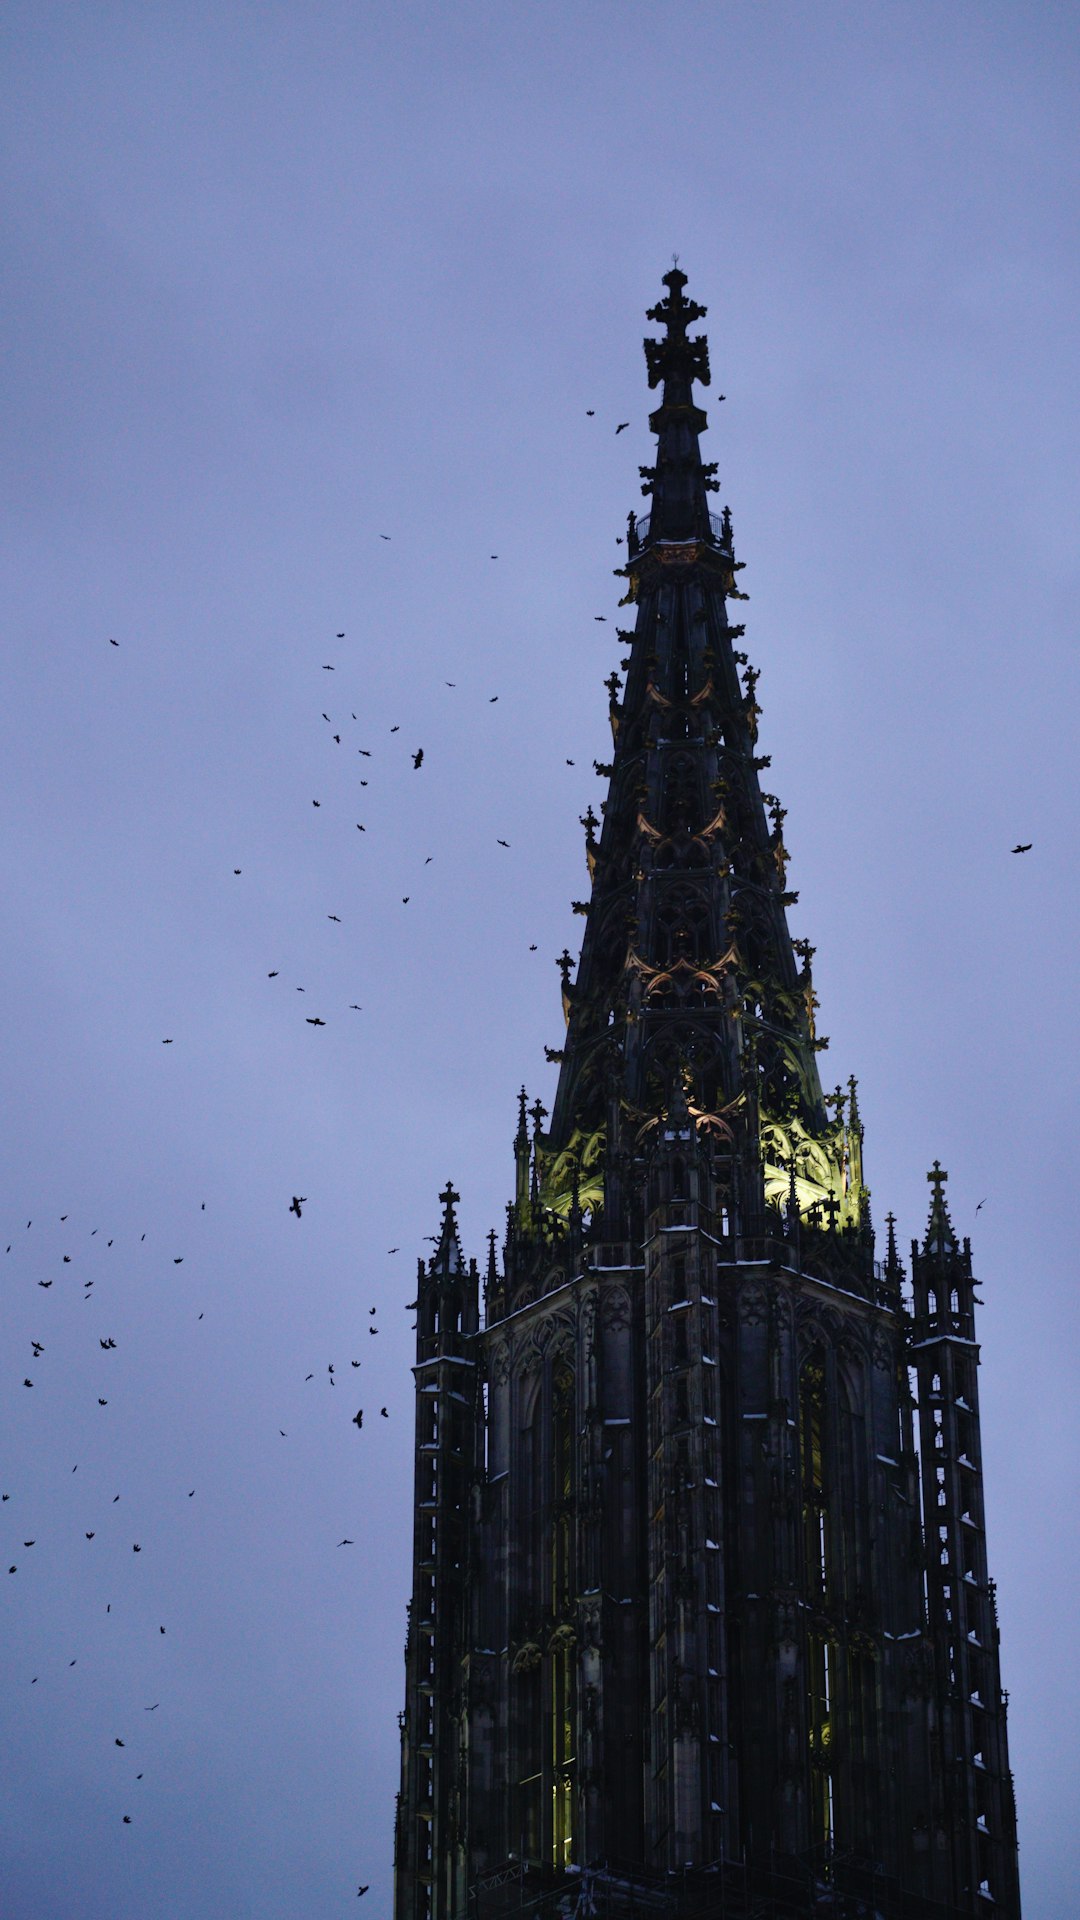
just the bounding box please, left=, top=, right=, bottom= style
left=544, top=265, right=838, bottom=1249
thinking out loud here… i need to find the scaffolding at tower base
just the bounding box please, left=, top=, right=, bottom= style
left=467, top=1851, right=981, bottom=1920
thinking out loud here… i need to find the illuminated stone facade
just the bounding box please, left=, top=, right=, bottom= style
left=393, top=273, right=1021, bottom=1920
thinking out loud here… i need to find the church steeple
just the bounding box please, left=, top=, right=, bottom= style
left=541, top=267, right=856, bottom=1259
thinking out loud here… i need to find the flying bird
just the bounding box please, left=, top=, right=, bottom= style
left=109, top=637, right=120, bottom=646
left=594, top=615, right=607, bottom=622
left=413, top=749, right=424, bottom=769
left=975, top=1198, right=987, bottom=1214
left=306, top=1017, right=326, bottom=1027
left=322, top=664, right=335, bottom=671
left=566, top=758, right=575, bottom=765
left=615, top=421, right=629, bottom=433
left=489, top=696, right=498, bottom=703
left=402, top=896, right=410, bottom=904
left=586, top=409, right=594, bottom=416
left=497, top=839, right=510, bottom=848
left=338, top=1538, right=354, bottom=1546
left=145, top=1703, right=159, bottom=1711
left=115, top=1738, right=125, bottom=1748
left=86, top=1532, right=95, bottom=1539
left=132, top=1544, right=141, bottom=1553
left=98, top=1398, right=108, bottom=1406
left=351, top=1360, right=361, bottom=1368
left=529, top=944, right=537, bottom=951
left=380, top=1408, right=388, bottom=1418
left=337, top=633, right=345, bottom=639
left=352, top=1410, right=364, bottom=1429
left=123, top=1816, right=132, bottom=1825
left=312, top=800, right=321, bottom=807
left=23, top=1379, right=32, bottom=1387
left=349, top=1004, right=363, bottom=1011
left=390, top=725, right=400, bottom=733
left=289, top=1196, right=307, bottom=1219
left=268, top=970, right=279, bottom=978
left=379, top=534, right=390, bottom=540
left=328, top=914, right=342, bottom=923
left=162, top=1038, right=173, bottom=1045
left=1011, top=842, right=1032, bottom=853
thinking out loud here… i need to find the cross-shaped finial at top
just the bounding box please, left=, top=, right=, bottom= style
left=927, top=1161, right=948, bottom=1197
left=439, top=1180, right=460, bottom=1212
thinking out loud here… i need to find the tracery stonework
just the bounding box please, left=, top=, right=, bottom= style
left=392, top=273, right=1021, bottom=1920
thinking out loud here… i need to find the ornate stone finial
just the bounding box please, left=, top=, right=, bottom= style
left=557, top=949, right=574, bottom=990
left=885, top=1210, right=899, bottom=1271
left=529, top=1097, right=548, bottom=1138
left=822, top=1190, right=841, bottom=1233
left=923, top=1161, right=958, bottom=1257
left=439, top=1180, right=460, bottom=1218
left=516, top=1085, right=529, bottom=1141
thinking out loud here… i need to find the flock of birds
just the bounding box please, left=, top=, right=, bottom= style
left=6, top=484, right=635, bottom=1903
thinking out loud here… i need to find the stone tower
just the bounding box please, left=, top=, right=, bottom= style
left=393, top=272, right=1021, bottom=1919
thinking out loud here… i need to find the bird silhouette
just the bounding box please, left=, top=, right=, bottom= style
left=133, top=1544, right=141, bottom=1553
left=351, top=1360, right=361, bottom=1367
left=31, top=1342, right=43, bottom=1355
left=380, top=1407, right=388, bottom=1418
left=145, top=1703, right=159, bottom=1711
left=162, top=1038, right=173, bottom=1045
left=352, top=1410, right=364, bottom=1429
left=594, top=615, right=607, bottom=622
left=337, top=632, right=345, bottom=638
left=312, top=799, right=321, bottom=807
left=289, top=1196, right=307, bottom=1219
left=306, top=1017, right=326, bottom=1027
left=615, top=421, right=629, bottom=433
left=109, top=637, right=119, bottom=646
left=23, top=1379, right=33, bottom=1388
left=86, top=1532, right=95, bottom=1539
left=489, top=695, right=498, bottom=703
left=268, top=970, right=279, bottom=977
left=566, top=758, right=575, bottom=765
left=98, top=1398, right=108, bottom=1406
left=1011, top=842, right=1032, bottom=853
left=529, top=944, right=538, bottom=951
left=338, top=1538, right=354, bottom=1546
left=402, top=897, right=410, bottom=904
left=328, top=914, right=342, bottom=923
left=413, top=749, right=424, bottom=769
left=123, top=1816, right=131, bottom=1824
left=390, top=725, right=400, bottom=733
left=115, top=1738, right=125, bottom=1748
left=975, top=1198, right=987, bottom=1214
left=322, top=664, right=335, bottom=671
left=379, top=534, right=390, bottom=540
left=349, top=1004, right=363, bottom=1011
left=586, top=409, right=595, bottom=416
left=358, top=1886, right=369, bottom=1897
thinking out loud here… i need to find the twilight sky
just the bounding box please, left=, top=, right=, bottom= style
left=2, top=5, right=1077, bottom=1915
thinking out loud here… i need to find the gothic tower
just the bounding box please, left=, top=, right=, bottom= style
left=393, top=272, right=1021, bottom=1919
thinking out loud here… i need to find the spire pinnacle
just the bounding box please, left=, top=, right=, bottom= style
left=433, top=1179, right=464, bottom=1273
left=923, top=1160, right=958, bottom=1257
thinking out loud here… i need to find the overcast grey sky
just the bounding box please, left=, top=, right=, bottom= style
left=2, top=4, right=1077, bottom=1915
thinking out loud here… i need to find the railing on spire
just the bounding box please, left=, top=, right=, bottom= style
left=629, top=509, right=730, bottom=557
